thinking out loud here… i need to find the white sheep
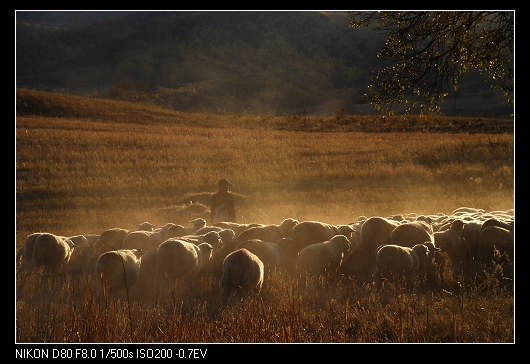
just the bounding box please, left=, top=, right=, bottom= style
left=213, top=222, right=262, bottom=236
left=390, top=220, right=435, bottom=248
left=155, top=239, right=214, bottom=287
left=461, top=220, right=483, bottom=261
left=66, top=235, right=91, bottom=273
left=164, top=224, right=189, bottom=240
left=137, top=222, right=156, bottom=231
left=234, top=218, right=298, bottom=246
left=478, top=225, right=514, bottom=263
left=433, top=219, right=465, bottom=266
left=202, top=229, right=237, bottom=277
left=95, top=248, right=146, bottom=302
left=278, top=218, right=299, bottom=238
left=194, top=225, right=224, bottom=235
left=290, top=220, right=356, bottom=252
left=480, top=218, right=514, bottom=232
left=30, top=233, right=78, bottom=273
left=186, top=218, right=208, bottom=234
left=121, top=222, right=176, bottom=273
left=295, top=234, right=351, bottom=287
left=452, top=207, right=485, bottom=216
left=16, top=232, right=42, bottom=274
left=220, top=248, right=264, bottom=305
left=236, top=238, right=282, bottom=276
left=339, top=217, right=400, bottom=279
left=374, top=243, right=434, bottom=288
left=93, top=228, right=130, bottom=256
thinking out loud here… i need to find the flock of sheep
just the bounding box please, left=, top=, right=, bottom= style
left=16, top=206, right=514, bottom=304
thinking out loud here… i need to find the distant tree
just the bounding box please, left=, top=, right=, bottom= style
left=349, top=11, right=514, bottom=115
left=110, top=79, right=153, bottom=103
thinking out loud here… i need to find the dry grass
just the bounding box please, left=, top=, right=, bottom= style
left=15, top=88, right=514, bottom=343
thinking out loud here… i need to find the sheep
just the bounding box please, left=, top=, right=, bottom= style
left=278, top=218, right=299, bottom=238
left=340, top=217, right=400, bottom=280
left=137, top=222, right=155, bottom=231
left=93, top=228, right=130, bottom=256
left=433, top=219, right=465, bottom=266
left=390, top=220, right=435, bottom=249
left=481, top=218, right=514, bottom=232
left=295, top=234, right=351, bottom=287
left=185, top=218, right=207, bottom=234
left=235, top=225, right=282, bottom=246
left=358, top=216, right=400, bottom=254
left=95, top=248, right=146, bottom=302
left=16, top=232, right=42, bottom=274
left=121, top=222, right=176, bottom=273
left=478, top=226, right=514, bottom=263
left=220, top=248, right=264, bottom=305
left=167, top=230, right=225, bottom=247
left=290, top=220, right=356, bottom=253
left=17, top=233, right=99, bottom=274
left=30, top=233, right=78, bottom=273
left=155, top=239, right=214, bottom=289
left=164, top=224, right=189, bottom=240
left=213, top=222, right=262, bottom=236
left=340, top=245, right=378, bottom=282
left=452, top=207, right=485, bottom=216
left=66, top=235, right=91, bottom=273
left=234, top=218, right=299, bottom=246
left=203, top=229, right=237, bottom=277
left=235, top=239, right=282, bottom=278
left=194, top=225, right=224, bottom=235
left=461, top=220, right=483, bottom=261
left=374, top=243, right=434, bottom=289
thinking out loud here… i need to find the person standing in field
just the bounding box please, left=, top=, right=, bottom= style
left=211, top=179, right=237, bottom=224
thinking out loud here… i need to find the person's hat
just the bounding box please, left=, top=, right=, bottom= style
left=219, top=178, right=234, bottom=186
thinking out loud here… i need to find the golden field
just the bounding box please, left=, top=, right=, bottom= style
left=15, top=88, right=514, bottom=343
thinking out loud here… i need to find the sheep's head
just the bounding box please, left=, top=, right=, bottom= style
left=423, top=241, right=441, bottom=263
left=219, top=229, right=236, bottom=245
left=190, top=218, right=207, bottom=230
left=137, top=222, right=155, bottom=231
left=337, top=224, right=356, bottom=243
left=412, top=243, right=432, bottom=269
left=280, top=218, right=299, bottom=237
left=332, top=235, right=351, bottom=252
left=434, top=232, right=449, bottom=252
left=202, top=231, right=224, bottom=249
left=450, top=219, right=465, bottom=235
left=198, top=243, right=214, bottom=261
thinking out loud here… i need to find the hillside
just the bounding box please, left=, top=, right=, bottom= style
left=15, top=11, right=513, bottom=117
left=15, top=88, right=514, bottom=134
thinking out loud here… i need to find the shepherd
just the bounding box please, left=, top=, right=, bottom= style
left=210, top=178, right=237, bottom=224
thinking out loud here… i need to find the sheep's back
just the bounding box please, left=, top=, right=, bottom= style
left=390, top=222, right=434, bottom=248
left=291, top=221, right=335, bottom=251
left=156, top=240, right=200, bottom=278
left=221, top=249, right=264, bottom=292
left=32, top=233, right=72, bottom=270
left=375, top=245, right=415, bottom=278
left=360, top=217, right=399, bottom=254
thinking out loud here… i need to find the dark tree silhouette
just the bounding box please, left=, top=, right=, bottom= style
left=349, top=11, right=514, bottom=115
left=110, top=79, right=153, bottom=103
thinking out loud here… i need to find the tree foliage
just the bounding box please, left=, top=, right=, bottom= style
left=349, top=11, right=514, bottom=115
left=110, top=79, right=153, bottom=103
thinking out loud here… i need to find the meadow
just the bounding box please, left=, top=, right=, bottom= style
left=15, top=88, right=514, bottom=343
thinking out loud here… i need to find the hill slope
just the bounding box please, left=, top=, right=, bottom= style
left=15, top=11, right=512, bottom=117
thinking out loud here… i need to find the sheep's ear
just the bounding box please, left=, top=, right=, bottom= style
left=139, top=249, right=147, bottom=256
